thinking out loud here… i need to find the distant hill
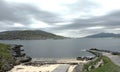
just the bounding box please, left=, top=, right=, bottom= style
left=85, top=33, right=120, bottom=38
left=0, top=30, right=66, bottom=40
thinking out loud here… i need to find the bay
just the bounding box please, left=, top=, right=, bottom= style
left=0, top=38, right=120, bottom=58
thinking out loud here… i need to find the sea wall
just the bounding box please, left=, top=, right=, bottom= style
left=90, top=48, right=120, bottom=55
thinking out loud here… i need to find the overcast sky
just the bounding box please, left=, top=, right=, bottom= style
left=1, top=0, right=120, bottom=37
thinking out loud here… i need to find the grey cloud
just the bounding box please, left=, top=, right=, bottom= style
left=63, top=0, right=100, bottom=17
left=70, top=11, right=120, bottom=29
left=0, top=0, right=31, bottom=24
left=0, top=0, right=61, bottom=28
left=49, top=11, right=120, bottom=36
left=0, top=0, right=120, bottom=37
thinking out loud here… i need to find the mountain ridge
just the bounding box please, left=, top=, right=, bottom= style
left=0, top=30, right=66, bottom=40
left=85, top=33, right=120, bottom=38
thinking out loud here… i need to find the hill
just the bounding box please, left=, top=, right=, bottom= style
left=0, top=30, right=65, bottom=40
left=85, top=33, right=120, bottom=38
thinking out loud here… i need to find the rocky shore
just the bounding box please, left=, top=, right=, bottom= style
left=0, top=44, right=31, bottom=72
left=7, top=46, right=92, bottom=72
left=10, top=44, right=32, bottom=63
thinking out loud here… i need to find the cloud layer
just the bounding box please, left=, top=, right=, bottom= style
left=0, top=0, right=120, bottom=37
left=0, top=0, right=61, bottom=30
left=49, top=11, right=120, bottom=37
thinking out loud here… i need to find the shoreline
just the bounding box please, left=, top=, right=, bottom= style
left=8, top=48, right=120, bottom=72
left=7, top=44, right=92, bottom=72
left=8, top=58, right=87, bottom=72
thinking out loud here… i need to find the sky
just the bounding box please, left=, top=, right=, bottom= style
left=1, top=0, right=120, bottom=37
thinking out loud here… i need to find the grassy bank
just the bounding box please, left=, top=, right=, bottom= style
left=0, top=43, right=11, bottom=58
left=84, top=56, right=120, bottom=72
left=0, top=43, right=14, bottom=71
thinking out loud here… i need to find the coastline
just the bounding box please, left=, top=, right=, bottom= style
left=0, top=44, right=32, bottom=72
left=8, top=48, right=120, bottom=72
left=6, top=44, right=91, bottom=72
left=8, top=58, right=87, bottom=72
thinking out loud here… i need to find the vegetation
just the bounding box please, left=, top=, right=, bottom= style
left=0, top=30, right=66, bottom=40
left=0, top=43, right=11, bottom=60
left=0, top=44, right=14, bottom=72
left=83, top=56, right=120, bottom=72
left=83, top=56, right=102, bottom=71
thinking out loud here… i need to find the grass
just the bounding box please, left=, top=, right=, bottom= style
left=0, top=43, right=12, bottom=68
left=84, top=56, right=120, bottom=72
left=83, top=56, right=102, bottom=71
left=0, top=43, right=11, bottom=59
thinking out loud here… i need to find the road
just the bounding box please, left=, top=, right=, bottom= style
left=102, top=52, right=120, bottom=66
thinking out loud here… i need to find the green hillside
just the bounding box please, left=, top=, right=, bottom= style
left=0, top=30, right=65, bottom=40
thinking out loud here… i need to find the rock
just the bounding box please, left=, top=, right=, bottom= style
left=0, top=44, right=32, bottom=71
left=77, top=56, right=95, bottom=61
left=10, top=44, right=32, bottom=63
left=1, top=63, right=13, bottom=71
left=111, top=52, right=120, bottom=55
left=95, top=59, right=104, bottom=68
left=15, top=60, right=21, bottom=65
left=88, top=66, right=92, bottom=71
left=16, top=56, right=32, bottom=63
left=73, top=64, right=83, bottom=72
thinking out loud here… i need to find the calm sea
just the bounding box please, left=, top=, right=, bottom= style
left=0, top=38, right=120, bottom=58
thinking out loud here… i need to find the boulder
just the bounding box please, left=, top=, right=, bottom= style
left=1, top=63, right=13, bottom=71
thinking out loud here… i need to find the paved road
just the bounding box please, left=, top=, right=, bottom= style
left=102, top=52, right=120, bottom=66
